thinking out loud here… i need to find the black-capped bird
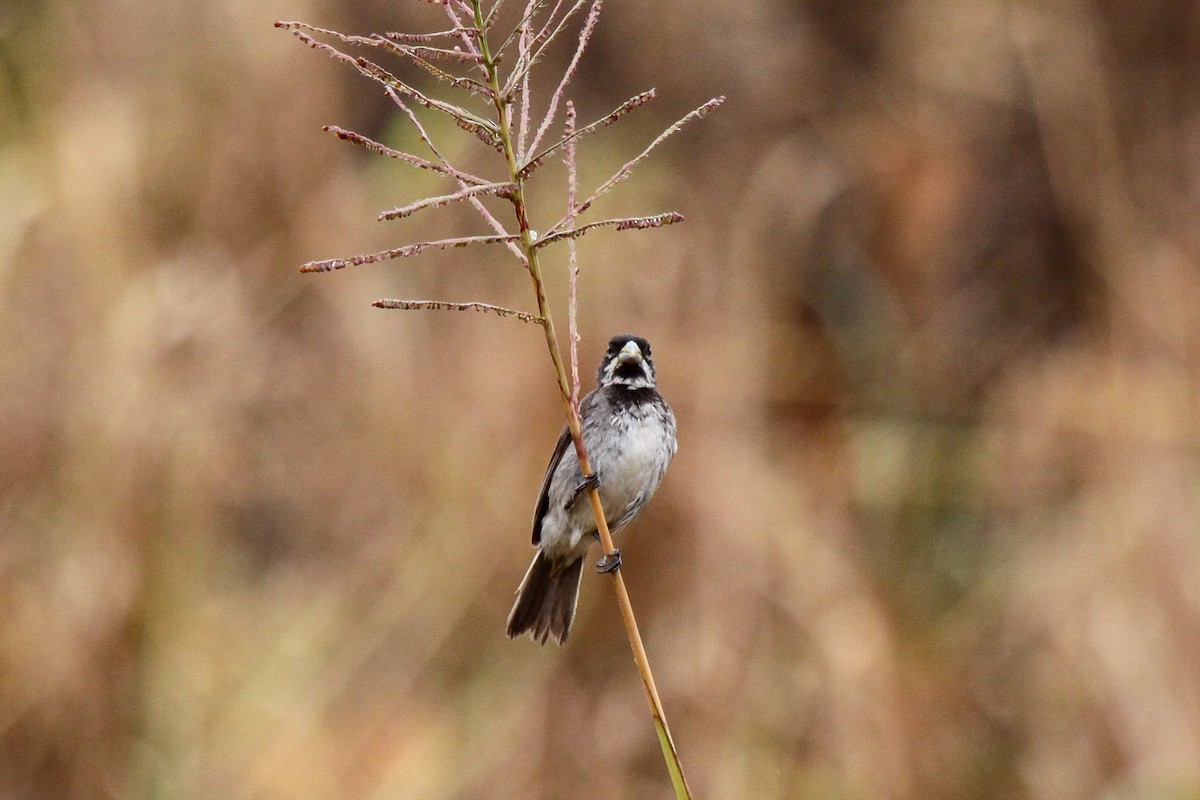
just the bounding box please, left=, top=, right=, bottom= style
left=506, top=334, right=677, bottom=644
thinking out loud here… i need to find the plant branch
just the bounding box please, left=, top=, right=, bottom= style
left=322, top=125, right=490, bottom=186
left=471, top=3, right=693, bottom=798
left=278, top=23, right=501, bottom=146
left=386, top=92, right=528, bottom=265
left=547, top=96, right=725, bottom=235
left=440, top=1, right=488, bottom=75
left=283, top=4, right=713, bottom=796
left=565, top=101, right=581, bottom=405
left=372, top=299, right=543, bottom=323
left=383, top=27, right=482, bottom=43
left=515, top=0, right=537, bottom=156
left=299, top=233, right=523, bottom=273
left=495, top=0, right=548, bottom=60
left=502, top=0, right=588, bottom=97
left=378, top=182, right=515, bottom=221
left=525, top=0, right=601, bottom=156
left=533, top=212, right=684, bottom=247
left=519, top=89, right=656, bottom=177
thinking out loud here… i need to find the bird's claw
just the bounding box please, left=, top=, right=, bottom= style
left=566, top=472, right=600, bottom=509
left=596, top=549, right=622, bottom=574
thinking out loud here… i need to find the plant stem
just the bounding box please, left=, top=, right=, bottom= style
left=472, top=3, right=692, bottom=797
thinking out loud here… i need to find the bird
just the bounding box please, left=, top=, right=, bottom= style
left=506, top=334, right=677, bottom=645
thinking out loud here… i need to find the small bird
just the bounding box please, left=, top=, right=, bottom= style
left=506, top=334, right=677, bottom=644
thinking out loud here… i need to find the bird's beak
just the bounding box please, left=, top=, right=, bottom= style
left=617, top=340, right=643, bottom=365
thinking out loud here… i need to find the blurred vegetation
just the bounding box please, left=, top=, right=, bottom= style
left=3, top=0, right=1200, bottom=799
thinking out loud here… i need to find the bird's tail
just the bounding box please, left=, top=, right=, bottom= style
left=506, top=551, right=584, bottom=645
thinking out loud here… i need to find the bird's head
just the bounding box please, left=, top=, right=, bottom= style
left=597, top=334, right=657, bottom=390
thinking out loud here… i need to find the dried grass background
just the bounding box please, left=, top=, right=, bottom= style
left=4, top=1, right=1200, bottom=798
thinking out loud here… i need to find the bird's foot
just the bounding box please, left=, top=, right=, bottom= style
left=596, top=548, right=622, bottom=574
left=566, top=472, right=600, bottom=509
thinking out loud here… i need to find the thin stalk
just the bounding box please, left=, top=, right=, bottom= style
left=471, top=3, right=692, bottom=797
left=565, top=101, right=581, bottom=403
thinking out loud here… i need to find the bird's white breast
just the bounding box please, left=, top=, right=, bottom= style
left=590, top=409, right=674, bottom=521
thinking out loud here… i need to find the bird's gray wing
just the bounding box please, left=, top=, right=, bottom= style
left=532, top=426, right=572, bottom=545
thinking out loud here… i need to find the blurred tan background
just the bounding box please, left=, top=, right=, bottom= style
left=4, top=0, right=1200, bottom=798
